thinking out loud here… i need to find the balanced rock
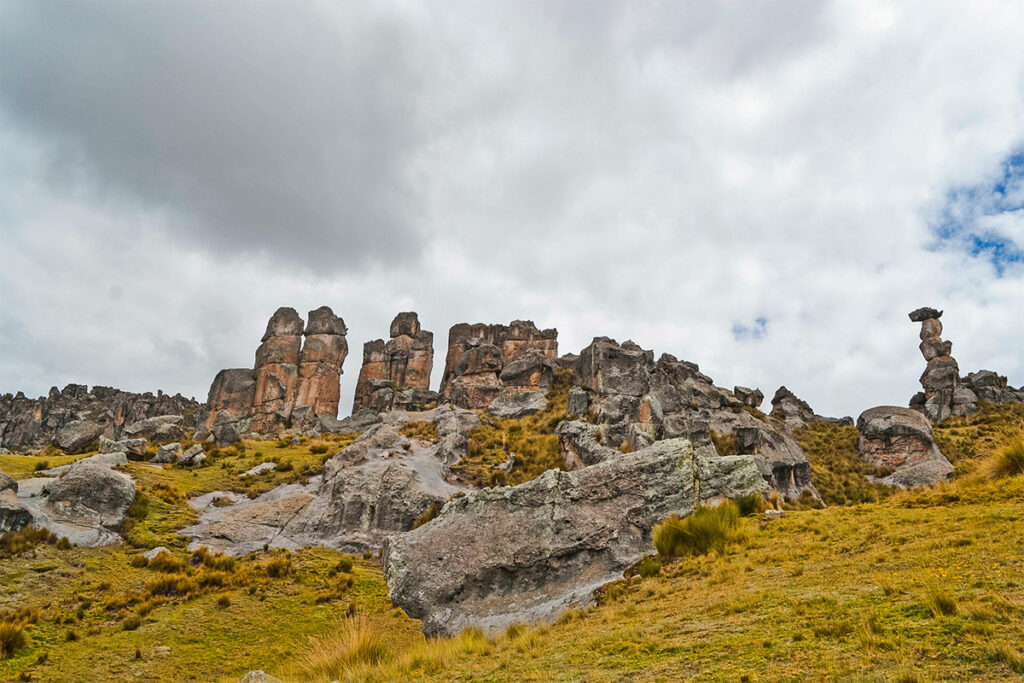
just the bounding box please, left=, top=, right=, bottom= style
left=857, top=406, right=953, bottom=488
left=383, top=438, right=767, bottom=636
left=152, top=442, right=182, bottom=464
left=177, top=444, right=206, bottom=467
left=908, top=307, right=976, bottom=421
left=352, top=312, right=434, bottom=413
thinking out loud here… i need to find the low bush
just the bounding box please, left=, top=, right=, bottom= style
left=924, top=584, right=958, bottom=617
left=982, top=432, right=1024, bottom=480
left=653, top=502, right=740, bottom=559
left=309, top=444, right=330, bottom=455
left=144, top=573, right=199, bottom=598
left=637, top=556, right=662, bottom=578
left=147, top=551, right=186, bottom=574
left=262, top=555, right=293, bottom=578
left=122, top=615, right=143, bottom=631
left=0, top=525, right=62, bottom=557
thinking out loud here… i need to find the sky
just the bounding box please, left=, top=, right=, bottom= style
left=1, top=0, right=1022, bottom=419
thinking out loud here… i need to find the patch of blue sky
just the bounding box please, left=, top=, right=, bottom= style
left=931, top=149, right=1024, bottom=276
left=732, top=316, right=768, bottom=342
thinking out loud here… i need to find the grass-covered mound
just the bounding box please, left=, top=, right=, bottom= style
left=450, top=369, right=572, bottom=487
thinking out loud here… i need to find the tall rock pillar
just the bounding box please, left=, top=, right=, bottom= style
left=352, top=312, right=434, bottom=413
left=295, top=306, right=348, bottom=418
left=251, top=307, right=304, bottom=433
left=908, top=307, right=976, bottom=421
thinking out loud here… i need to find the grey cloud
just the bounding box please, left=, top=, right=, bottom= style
left=0, top=1, right=426, bottom=272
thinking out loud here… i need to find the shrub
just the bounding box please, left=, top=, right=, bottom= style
left=335, top=555, right=354, bottom=574
left=216, top=594, right=231, bottom=609
left=411, top=503, right=440, bottom=530
left=147, top=551, right=186, bottom=574
left=637, top=556, right=662, bottom=578
left=504, top=623, right=526, bottom=640
left=735, top=494, right=765, bottom=517
left=212, top=496, right=235, bottom=508
left=652, top=502, right=740, bottom=559
left=34, top=460, right=49, bottom=471
left=122, top=615, right=143, bottom=631
left=310, top=444, right=330, bottom=455
left=299, top=616, right=388, bottom=678
left=144, top=574, right=198, bottom=598
left=262, top=555, right=293, bottom=578
left=0, top=620, right=27, bottom=659
left=128, top=554, right=148, bottom=568
left=1, top=525, right=59, bottom=556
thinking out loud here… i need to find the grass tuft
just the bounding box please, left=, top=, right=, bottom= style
left=298, top=616, right=388, bottom=679
left=652, top=502, right=740, bottom=559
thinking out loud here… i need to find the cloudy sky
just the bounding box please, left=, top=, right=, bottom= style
left=1, top=0, right=1022, bottom=419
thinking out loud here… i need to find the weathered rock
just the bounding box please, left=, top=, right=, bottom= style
left=0, top=470, right=16, bottom=493
left=53, top=420, right=105, bottom=453
left=567, top=340, right=820, bottom=501
left=963, top=370, right=1024, bottom=404
left=181, top=409, right=473, bottom=555
left=38, top=458, right=136, bottom=542
left=152, top=442, right=182, bottom=464
left=556, top=420, right=619, bottom=469
left=487, top=388, right=547, bottom=418
left=734, top=386, right=764, bottom=408
left=238, top=672, right=284, bottom=683
left=205, top=369, right=256, bottom=427
left=41, top=451, right=127, bottom=476
left=123, top=415, right=184, bottom=442
left=177, top=444, right=206, bottom=467
left=440, top=321, right=558, bottom=409
left=384, top=439, right=767, bottom=636
left=319, top=408, right=382, bottom=435
left=143, top=546, right=171, bottom=561
left=98, top=436, right=147, bottom=460
left=0, top=384, right=200, bottom=452
left=857, top=406, right=953, bottom=488
left=908, top=306, right=976, bottom=421
left=294, top=306, right=349, bottom=418
left=241, top=462, right=276, bottom=477
left=251, top=307, right=304, bottom=433
left=353, top=313, right=434, bottom=413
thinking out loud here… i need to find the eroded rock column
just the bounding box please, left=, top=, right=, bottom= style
left=352, top=312, right=434, bottom=413
left=908, top=307, right=976, bottom=421
left=251, top=307, right=304, bottom=433
left=295, top=306, right=348, bottom=419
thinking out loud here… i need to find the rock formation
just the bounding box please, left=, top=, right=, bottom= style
left=961, top=370, right=1024, bottom=404
left=564, top=337, right=819, bottom=501
left=383, top=438, right=768, bottom=636
left=0, top=384, right=201, bottom=453
left=769, top=386, right=854, bottom=431
left=204, top=306, right=348, bottom=437
left=439, top=321, right=558, bottom=410
left=908, top=307, right=976, bottom=421
left=857, top=406, right=953, bottom=488
left=0, top=454, right=136, bottom=545
left=181, top=405, right=478, bottom=555
left=352, top=312, right=435, bottom=413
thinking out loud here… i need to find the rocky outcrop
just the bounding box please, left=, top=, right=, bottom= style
left=769, top=386, right=853, bottom=430
left=352, top=313, right=435, bottom=413
left=383, top=439, right=768, bottom=636
left=0, top=384, right=200, bottom=453
left=857, top=406, right=953, bottom=488
left=566, top=338, right=819, bottom=500
left=181, top=407, right=475, bottom=555
left=961, top=370, right=1024, bottom=405
left=1, top=456, right=136, bottom=545
left=205, top=306, right=349, bottom=437
left=908, top=307, right=976, bottom=421
left=440, top=321, right=558, bottom=409
left=53, top=419, right=105, bottom=453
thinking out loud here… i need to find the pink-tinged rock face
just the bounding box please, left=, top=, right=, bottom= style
left=856, top=405, right=952, bottom=487
left=352, top=313, right=434, bottom=413
left=439, top=320, right=559, bottom=409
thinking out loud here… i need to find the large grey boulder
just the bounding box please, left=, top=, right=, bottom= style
left=53, top=420, right=105, bottom=453
left=152, top=442, right=182, bottom=464
left=0, top=470, right=16, bottom=493
left=857, top=406, right=952, bottom=488
left=181, top=415, right=471, bottom=555
left=488, top=388, right=547, bottom=418
left=98, top=436, right=147, bottom=460
left=0, top=469, right=31, bottom=534
left=383, top=439, right=767, bottom=636
left=43, top=459, right=136, bottom=531
left=177, top=444, right=207, bottom=467
left=123, top=415, right=183, bottom=442
left=556, top=420, right=619, bottom=468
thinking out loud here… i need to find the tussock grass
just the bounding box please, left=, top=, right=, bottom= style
left=411, top=503, right=440, bottom=530
left=298, top=616, right=388, bottom=679
left=980, top=431, right=1024, bottom=480
left=398, top=421, right=439, bottom=442
left=793, top=423, right=893, bottom=505
left=0, top=621, right=27, bottom=659
left=923, top=584, right=958, bottom=618
left=652, top=501, right=741, bottom=558
left=0, top=525, right=68, bottom=557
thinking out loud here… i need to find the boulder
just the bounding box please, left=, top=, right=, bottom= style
left=857, top=406, right=952, bottom=488
left=177, top=444, right=206, bottom=467
left=352, top=313, right=433, bottom=413
left=239, top=672, right=284, bottom=683
left=98, top=436, right=147, bottom=460
left=0, top=470, right=16, bottom=493
left=43, top=458, right=136, bottom=534
left=487, top=388, right=548, bottom=418
left=53, top=420, right=105, bottom=453
left=384, top=438, right=767, bottom=636
left=152, top=442, right=182, bottom=464
left=123, top=415, right=184, bottom=442
left=733, top=386, right=764, bottom=408
left=205, top=369, right=257, bottom=427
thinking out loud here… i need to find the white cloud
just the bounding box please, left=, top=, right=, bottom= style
left=1, top=0, right=1022, bottom=418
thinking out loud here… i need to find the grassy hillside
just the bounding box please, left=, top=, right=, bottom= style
left=2, top=405, right=1022, bottom=681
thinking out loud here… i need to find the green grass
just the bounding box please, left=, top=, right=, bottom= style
left=452, top=369, right=572, bottom=487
